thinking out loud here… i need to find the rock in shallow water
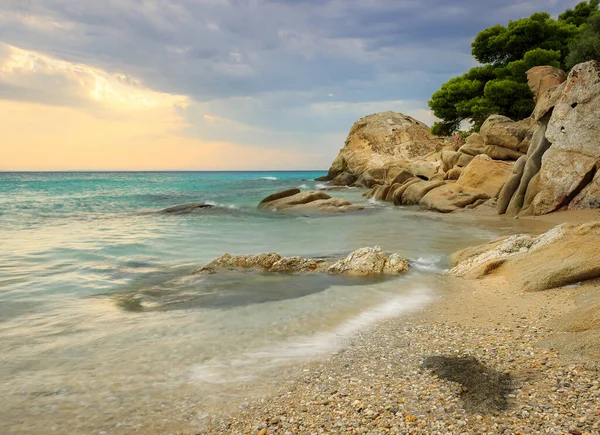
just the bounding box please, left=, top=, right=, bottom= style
left=160, top=203, right=214, bottom=214
left=257, top=189, right=363, bottom=213
left=196, top=247, right=408, bottom=276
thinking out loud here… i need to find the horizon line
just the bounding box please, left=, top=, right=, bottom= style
left=0, top=169, right=329, bottom=173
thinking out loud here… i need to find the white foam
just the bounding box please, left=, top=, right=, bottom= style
left=410, top=256, right=445, bottom=273
left=257, top=176, right=278, bottom=181
left=205, top=200, right=239, bottom=210
left=298, top=184, right=309, bottom=189
left=190, top=288, right=431, bottom=384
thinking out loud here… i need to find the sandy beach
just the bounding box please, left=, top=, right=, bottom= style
left=200, top=234, right=600, bottom=435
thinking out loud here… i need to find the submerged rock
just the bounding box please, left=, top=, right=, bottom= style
left=197, top=247, right=409, bottom=276
left=160, top=203, right=214, bottom=213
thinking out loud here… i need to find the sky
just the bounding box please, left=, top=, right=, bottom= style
left=0, top=0, right=578, bottom=170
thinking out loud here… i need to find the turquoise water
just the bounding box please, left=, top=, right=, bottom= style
left=0, top=171, right=504, bottom=434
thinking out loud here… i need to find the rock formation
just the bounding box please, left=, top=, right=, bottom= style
left=197, top=247, right=409, bottom=276
left=321, top=111, right=445, bottom=186
left=319, top=61, right=600, bottom=216
left=450, top=221, right=600, bottom=292
left=498, top=61, right=600, bottom=216
left=258, top=189, right=363, bottom=213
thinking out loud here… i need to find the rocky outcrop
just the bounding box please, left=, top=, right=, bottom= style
left=532, top=61, right=600, bottom=215
left=400, top=180, right=446, bottom=205
left=450, top=222, right=600, bottom=292
left=197, top=247, right=409, bottom=276
left=420, top=183, right=489, bottom=213
left=498, top=61, right=600, bottom=216
left=258, top=189, right=363, bottom=213
left=527, top=66, right=567, bottom=102
left=458, top=116, right=532, bottom=161
left=322, top=111, right=444, bottom=185
left=457, top=155, right=513, bottom=198
left=327, top=247, right=408, bottom=276
left=160, top=203, right=214, bottom=213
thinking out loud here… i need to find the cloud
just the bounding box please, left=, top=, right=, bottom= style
left=0, top=0, right=582, bottom=169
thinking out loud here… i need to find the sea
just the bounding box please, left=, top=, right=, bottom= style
left=0, top=171, right=515, bottom=434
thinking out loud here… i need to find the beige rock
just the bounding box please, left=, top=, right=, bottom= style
left=497, top=155, right=527, bottom=214
left=391, top=178, right=421, bottom=205
left=479, top=115, right=532, bottom=154
left=505, top=122, right=552, bottom=215
left=330, top=172, right=357, bottom=186
left=527, top=66, right=567, bottom=102
left=531, top=149, right=597, bottom=215
left=400, top=180, right=446, bottom=205
left=389, top=168, right=415, bottom=185
left=269, top=257, right=329, bottom=273
left=324, top=111, right=443, bottom=182
left=385, top=183, right=402, bottom=202
left=569, top=168, right=600, bottom=210
left=532, top=81, right=566, bottom=122
left=457, top=153, right=474, bottom=167
left=450, top=222, right=600, bottom=292
left=328, top=246, right=408, bottom=276
left=419, top=183, right=489, bottom=213
left=258, top=190, right=363, bottom=213
left=410, top=160, right=441, bottom=180
left=199, top=253, right=284, bottom=273
left=444, top=166, right=463, bottom=180
left=457, top=155, right=513, bottom=198
left=441, top=150, right=461, bottom=172
left=258, top=188, right=301, bottom=206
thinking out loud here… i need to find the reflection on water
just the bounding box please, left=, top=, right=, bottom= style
left=108, top=270, right=387, bottom=312
left=0, top=172, right=539, bottom=434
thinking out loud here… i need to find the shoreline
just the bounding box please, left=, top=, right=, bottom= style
left=200, top=238, right=600, bottom=434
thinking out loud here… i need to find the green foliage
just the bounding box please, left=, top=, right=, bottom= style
left=471, top=12, right=578, bottom=67
left=559, top=0, right=600, bottom=27
left=429, top=3, right=600, bottom=136
left=566, top=13, right=600, bottom=68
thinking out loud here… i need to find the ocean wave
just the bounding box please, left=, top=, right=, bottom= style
left=189, top=287, right=432, bottom=384
left=257, top=176, right=278, bottom=181
left=298, top=184, right=309, bottom=189
left=409, top=256, right=445, bottom=273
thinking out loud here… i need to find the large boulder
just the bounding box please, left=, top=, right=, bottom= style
left=330, top=172, right=357, bottom=186
left=531, top=61, right=600, bottom=215
left=410, top=161, right=441, bottom=180
left=459, top=129, right=526, bottom=161
left=419, top=183, right=489, bottom=213
left=258, top=190, right=363, bottom=213
left=323, top=111, right=443, bottom=184
left=327, top=246, right=408, bottom=276
left=527, top=66, right=567, bottom=102
left=457, top=155, right=513, bottom=198
left=391, top=178, right=421, bottom=205
left=478, top=115, right=532, bottom=155
left=400, top=180, right=446, bottom=205
left=450, top=222, right=600, bottom=292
